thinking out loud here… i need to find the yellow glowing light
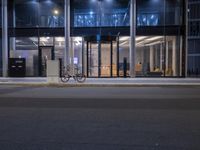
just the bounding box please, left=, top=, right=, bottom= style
left=54, top=9, right=59, bottom=15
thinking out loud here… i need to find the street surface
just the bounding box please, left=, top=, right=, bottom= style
left=0, top=85, right=200, bottom=150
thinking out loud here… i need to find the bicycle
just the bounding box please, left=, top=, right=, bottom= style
left=61, top=64, right=86, bottom=83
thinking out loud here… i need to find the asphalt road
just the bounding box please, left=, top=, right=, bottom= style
left=0, top=85, right=200, bottom=150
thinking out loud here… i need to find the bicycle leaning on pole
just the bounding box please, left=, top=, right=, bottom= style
left=61, top=64, right=86, bottom=83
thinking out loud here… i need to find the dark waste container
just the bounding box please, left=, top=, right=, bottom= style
left=9, top=58, right=26, bottom=77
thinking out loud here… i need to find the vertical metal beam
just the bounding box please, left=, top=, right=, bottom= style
left=98, top=40, right=101, bottom=77
left=130, top=0, right=136, bottom=78
left=86, top=41, right=89, bottom=77
left=183, top=0, right=188, bottom=77
left=110, top=40, right=113, bottom=77
left=2, top=0, right=8, bottom=77
left=82, top=37, right=84, bottom=74
left=165, top=41, right=169, bottom=71
left=117, top=36, right=119, bottom=77
left=160, top=44, right=163, bottom=71
left=64, top=0, right=70, bottom=66
left=150, top=46, right=154, bottom=72
left=70, top=37, right=74, bottom=74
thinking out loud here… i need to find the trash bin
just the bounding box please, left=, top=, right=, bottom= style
left=9, top=58, right=26, bottom=77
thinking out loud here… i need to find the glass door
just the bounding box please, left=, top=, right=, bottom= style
left=101, top=42, right=111, bottom=77
left=86, top=39, right=117, bottom=78
left=39, top=46, right=54, bottom=77
left=88, top=42, right=99, bottom=77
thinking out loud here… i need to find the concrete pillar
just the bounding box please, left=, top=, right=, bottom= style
left=130, top=0, right=136, bottom=78
left=150, top=46, right=154, bottom=72
left=172, top=37, right=177, bottom=76
left=64, top=0, right=70, bottom=66
left=2, top=0, right=8, bottom=77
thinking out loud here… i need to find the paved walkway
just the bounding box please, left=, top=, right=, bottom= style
left=0, top=77, right=200, bottom=86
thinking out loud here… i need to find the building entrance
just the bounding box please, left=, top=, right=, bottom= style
left=85, top=36, right=118, bottom=78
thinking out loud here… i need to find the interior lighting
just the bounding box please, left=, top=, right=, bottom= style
left=56, top=37, right=65, bottom=42
left=53, top=9, right=59, bottom=15
left=89, top=11, right=94, bottom=15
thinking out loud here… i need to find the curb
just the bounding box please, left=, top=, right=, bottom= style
left=1, top=82, right=200, bottom=87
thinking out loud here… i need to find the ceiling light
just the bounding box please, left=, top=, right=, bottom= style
left=53, top=9, right=59, bottom=15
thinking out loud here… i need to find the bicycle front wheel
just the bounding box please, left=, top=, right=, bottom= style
left=61, top=75, right=70, bottom=82
left=76, top=74, right=86, bottom=83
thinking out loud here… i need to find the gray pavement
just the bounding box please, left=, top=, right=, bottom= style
left=1, top=77, right=200, bottom=86
left=0, top=85, right=200, bottom=150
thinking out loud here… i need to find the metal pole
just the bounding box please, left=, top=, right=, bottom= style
left=183, top=0, right=188, bottom=77
left=2, top=0, right=8, bottom=77
left=64, top=0, right=70, bottom=66
left=130, top=0, right=136, bottom=78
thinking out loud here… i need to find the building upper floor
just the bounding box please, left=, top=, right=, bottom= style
left=0, top=0, right=185, bottom=29
left=188, top=0, right=200, bottom=37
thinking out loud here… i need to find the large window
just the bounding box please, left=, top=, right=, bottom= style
left=55, top=37, right=65, bottom=65
left=136, top=36, right=182, bottom=77
left=119, top=36, right=130, bottom=77
left=137, top=0, right=183, bottom=26
left=9, top=37, right=39, bottom=77
left=73, top=37, right=83, bottom=73
left=72, top=0, right=130, bottom=27
left=9, top=36, right=66, bottom=77
left=11, top=0, right=64, bottom=28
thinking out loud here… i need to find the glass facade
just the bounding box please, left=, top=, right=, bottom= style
left=73, top=37, right=83, bottom=73
left=9, top=36, right=65, bottom=77
left=136, top=36, right=182, bottom=77
left=71, top=0, right=130, bottom=27
left=137, top=0, right=183, bottom=26
left=119, top=37, right=130, bottom=77
left=9, top=37, right=39, bottom=77
left=0, top=0, right=186, bottom=78
left=188, top=0, right=200, bottom=77
left=10, top=0, right=64, bottom=28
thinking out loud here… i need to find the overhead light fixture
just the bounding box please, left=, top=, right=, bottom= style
left=53, top=9, right=59, bottom=15
left=56, top=37, right=65, bottom=42
left=120, top=36, right=129, bottom=41
left=74, top=37, right=82, bottom=42
left=146, top=36, right=163, bottom=41
left=89, top=11, right=94, bottom=15
left=136, top=36, right=148, bottom=41
left=40, top=37, right=47, bottom=42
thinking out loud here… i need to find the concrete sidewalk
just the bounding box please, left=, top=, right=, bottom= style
left=0, top=77, right=200, bottom=86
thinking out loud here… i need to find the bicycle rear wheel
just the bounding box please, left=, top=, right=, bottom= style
left=61, top=75, right=70, bottom=82
left=76, top=74, right=86, bottom=83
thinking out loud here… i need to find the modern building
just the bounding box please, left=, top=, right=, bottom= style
left=0, top=0, right=188, bottom=78
left=188, top=0, right=200, bottom=77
